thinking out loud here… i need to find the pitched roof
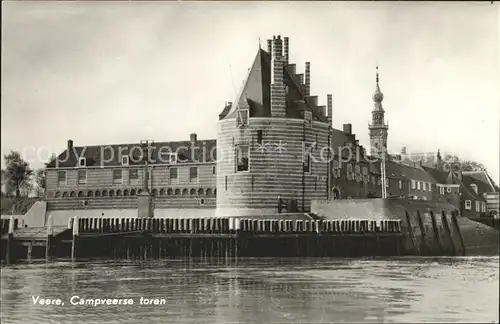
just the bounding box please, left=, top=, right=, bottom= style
left=371, top=160, right=436, bottom=182
left=463, top=171, right=499, bottom=193
left=219, top=47, right=328, bottom=123
left=46, top=140, right=217, bottom=168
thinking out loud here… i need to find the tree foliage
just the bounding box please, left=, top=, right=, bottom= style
left=3, top=150, right=33, bottom=198
left=442, top=154, right=486, bottom=172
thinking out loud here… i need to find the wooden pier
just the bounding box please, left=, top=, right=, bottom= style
left=1, top=216, right=405, bottom=263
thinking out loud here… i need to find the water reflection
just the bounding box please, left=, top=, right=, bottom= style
left=1, top=257, right=498, bottom=323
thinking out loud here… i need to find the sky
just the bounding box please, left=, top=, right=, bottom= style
left=2, top=1, right=499, bottom=181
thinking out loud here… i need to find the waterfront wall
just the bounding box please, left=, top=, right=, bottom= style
left=311, top=198, right=498, bottom=256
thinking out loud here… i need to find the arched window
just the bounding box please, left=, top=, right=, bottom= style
left=130, top=189, right=136, bottom=196
left=78, top=191, right=84, bottom=197
left=109, top=190, right=115, bottom=197
left=198, top=188, right=204, bottom=196
left=137, top=189, right=143, bottom=194
left=102, top=190, right=108, bottom=197
left=62, top=192, right=68, bottom=198
left=116, top=190, right=122, bottom=196
left=174, top=188, right=180, bottom=195
left=167, top=188, right=173, bottom=196
left=182, top=189, right=188, bottom=196
left=55, top=191, right=61, bottom=198
left=160, top=188, right=166, bottom=196
left=87, top=191, right=93, bottom=197
left=70, top=191, right=76, bottom=198
left=190, top=188, right=196, bottom=195
left=95, top=191, right=101, bottom=197
left=214, top=189, right=217, bottom=197
left=122, top=190, right=127, bottom=196
left=205, top=188, right=212, bottom=196
left=152, top=189, right=158, bottom=196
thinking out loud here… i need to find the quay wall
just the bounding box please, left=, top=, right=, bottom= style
left=311, top=198, right=499, bottom=256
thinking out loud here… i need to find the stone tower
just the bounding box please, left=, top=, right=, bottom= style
left=368, top=66, right=389, bottom=157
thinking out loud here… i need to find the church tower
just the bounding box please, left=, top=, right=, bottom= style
left=368, top=66, right=389, bottom=157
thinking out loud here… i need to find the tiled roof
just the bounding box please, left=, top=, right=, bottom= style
left=219, top=48, right=328, bottom=123
left=463, top=171, right=499, bottom=193
left=422, top=166, right=450, bottom=184
left=46, top=140, right=217, bottom=168
left=371, top=160, right=435, bottom=182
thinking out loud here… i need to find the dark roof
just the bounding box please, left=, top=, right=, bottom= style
left=370, top=160, right=435, bottom=182
left=422, top=166, right=449, bottom=184
left=219, top=48, right=328, bottom=123
left=463, top=171, right=499, bottom=193
left=46, top=140, right=217, bottom=168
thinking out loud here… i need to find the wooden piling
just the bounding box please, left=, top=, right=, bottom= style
left=45, top=215, right=53, bottom=262
left=5, top=216, right=15, bottom=264
left=72, top=216, right=79, bottom=261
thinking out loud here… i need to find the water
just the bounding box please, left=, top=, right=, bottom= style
left=1, top=257, right=498, bottom=323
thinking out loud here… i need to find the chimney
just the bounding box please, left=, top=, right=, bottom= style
left=190, top=133, right=197, bottom=143
left=401, top=146, right=407, bottom=154
left=283, top=37, right=289, bottom=63
left=67, top=139, right=73, bottom=152
left=273, top=35, right=283, bottom=58
left=267, top=39, right=272, bottom=54
left=327, top=94, right=333, bottom=126
left=305, top=62, right=311, bottom=96
left=270, top=35, right=286, bottom=118
left=307, top=95, right=318, bottom=107
left=343, top=123, right=352, bottom=135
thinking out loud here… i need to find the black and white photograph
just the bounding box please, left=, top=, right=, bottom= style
left=1, top=1, right=499, bottom=323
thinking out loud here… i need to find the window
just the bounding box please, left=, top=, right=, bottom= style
left=189, top=167, right=198, bottom=182
left=212, top=166, right=216, bottom=174
left=465, top=200, right=471, bottom=210
left=346, top=164, right=353, bottom=180
left=236, top=145, right=249, bottom=172
left=304, top=111, right=312, bottom=128
left=122, top=155, right=129, bottom=165
left=304, top=155, right=311, bottom=173
left=78, top=170, right=87, bottom=184
left=58, top=171, right=66, bottom=185
left=129, top=168, right=139, bottom=184
left=113, top=169, right=123, bottom=184
left=355, top=165, right=361, bottom=174
left=170, top=168, right=178, bottom=182
left=447, top=187, right=452, bottom=193
left=386, top=178, right=389, bottom=188
left=439, top=185, right=445, bottom=195
left=417, top=181, right=421, bottom=190
left=78, top=157, right=86, bottom=167
left=372, top=176, right=375, bottom=184
left=168, top=153, right=178, bottom=164
left=475, top=201, right=480, bottom=212
left=377, top=177, right=381, bottom=186
left=237, top=109, right=248, bottom=126
left=200, top=198, right=205, bottom=205
left=399, top=180, right=403, bottom=189
left=411, top=180, right=416, bottom=189
left=257, top=130, right=263, bottom=144
left=423, top=182, right=427, bottom=191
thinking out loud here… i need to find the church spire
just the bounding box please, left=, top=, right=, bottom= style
left=373, top=66, right=384, bottom=104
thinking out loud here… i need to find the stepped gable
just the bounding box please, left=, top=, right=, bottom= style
left=46, top=139, right=217, bottom=168
left=219, top=40, right=328, bottom=123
